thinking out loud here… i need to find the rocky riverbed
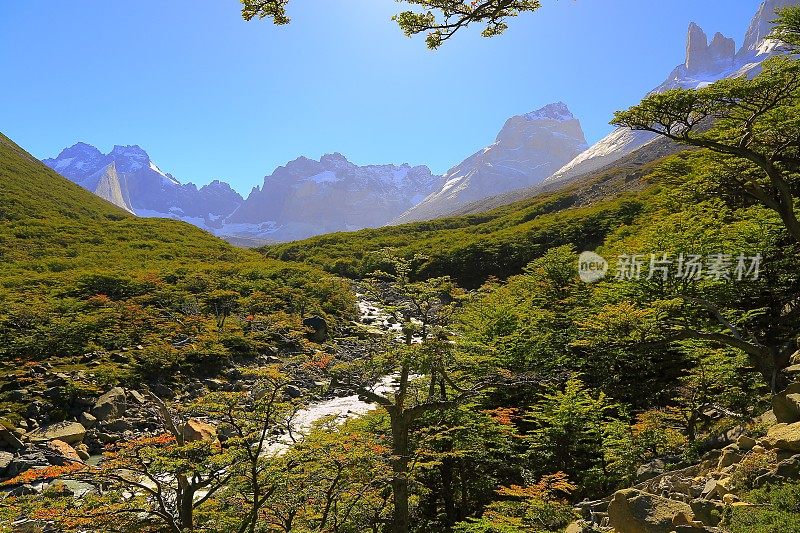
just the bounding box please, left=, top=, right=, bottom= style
left=0, top=292, right=403, bottom=496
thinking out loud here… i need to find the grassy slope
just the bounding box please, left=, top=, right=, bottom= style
left=0, top=133, right=354, bottom=418
left=0, top=133, right=254, bottom=289
left=262, top=154, right=673, bottom=287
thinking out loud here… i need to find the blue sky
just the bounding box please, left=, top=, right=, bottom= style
left=1, top=0, right=760, bottom=193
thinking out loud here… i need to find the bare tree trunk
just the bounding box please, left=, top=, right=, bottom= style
left=390, top=414, right=411, bottom=533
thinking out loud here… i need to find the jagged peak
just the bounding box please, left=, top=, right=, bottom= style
left=684, top=20, right=735, bottom=72
left=53, top=142, right=102, bottom=160
left=110, top=144, right=149, bottom=160
left=740, top=0, right=799, bottom=55
left=522, top=102, right=575, bottom=122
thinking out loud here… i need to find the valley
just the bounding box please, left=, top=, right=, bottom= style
left=1, top=1, right=800, bottom=532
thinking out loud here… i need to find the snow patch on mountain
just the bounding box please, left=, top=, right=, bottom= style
left=393, top=102, right=587, bottom=223
left=544, top=0, right=799, bottom=187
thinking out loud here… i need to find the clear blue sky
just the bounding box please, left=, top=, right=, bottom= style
left=0, top=0, right=761, bottom=194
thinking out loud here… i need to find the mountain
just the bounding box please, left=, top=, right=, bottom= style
left=543, top=0, right=798, bottom=188
left=392, top=102, right=587, bottom=224
left=43, top=143, right=244, bottom=230
left=45, top=144, right=441, bottom=243
left=223, top=153, right=443, bottom=242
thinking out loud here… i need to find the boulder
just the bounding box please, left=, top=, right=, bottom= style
left=79, top=412, right=97, bottom=429
left=690, top=499, right=723, bottom=526
left=127, top=389, right=146, bottom=405
left=736, top=435, right=757, bottom=450
left=284, top=385, right=303, bottom=399
left=27, top=421, right=86, bottom=445
left=772, top=383, right=800, bottom=423
left=636, top=459, right=666, bottom=482
left=183, top=418, right=217, bottom=443
left=608, top=488, right=694, bottom=533
left=5, top=449, right=49, bottom=477
left=761, top=422, right=800, bottom=452
left=92, top=387, right=127, bottom=421
left=303, top=315, right=329, bottom=343
left=47, top=439, right=81, bottom=462
left=0, top=426, right=23, bottom=451
left=754, top=454, right=800, bottom=488
left=0, top=450, right=14, bottom=475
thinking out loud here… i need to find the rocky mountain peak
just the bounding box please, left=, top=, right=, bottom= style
left=685, top=22, right=735, bottom=73
left=56, top=142, right=103, bottom=160
left=739, top=0, right=798, bottom=56
left=522, top=102, right=575, bottom=122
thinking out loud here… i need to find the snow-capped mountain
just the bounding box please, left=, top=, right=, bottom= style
left=45, top=145, right=442, bottom=243
left=43, top=143, right=244, bottom=228
left=393, top=102, right=587, bottom=223
left=222, top=153, right=443, bottom=242
left=544, top=0, right=798, bottom=187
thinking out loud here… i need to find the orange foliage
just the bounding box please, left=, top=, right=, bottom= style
left=303, top=353, right=333, bottom=370
left=484, top=407, right=519, bottom=426
left=2, top=462, right=85, bottom=486
left=496, top=472, right=576, bottom=501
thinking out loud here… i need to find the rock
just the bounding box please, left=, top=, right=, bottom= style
left=0, top=451, right=13, bottom=474
left=754, top=454, right=800, bottom=488
left=772, top=383, right=800, bottom=423
left=762, top=422, right=800, bottom=452
left=564, top=521, right=584, bottom=533
left=303, top=315, right=329, bottom=343
left=8, top=484, right=39, bottom=497
left=285, top=385, right=303, bottom=399
left=637, top=459, right=666, bottom=482
left=47, top=439, right=81, bottom=462
left=92, top=387, right=127, bottom=421
left=717, top=449, right=743, bottom=470
left=736, top=435, right=757, bottom=450
left=690, top=499, right=723, bottom=527
left=28, top=421, right=86, bottom=445
left=183, top=418, right=217, bottom=443
left=0, top=426, right=24, bottom=451
left=127, top=389, right=146, bottom=405
left=79, top=412, right=97, bottom=429
left=608, top=488, right=694, bottom=533
left=5, top=448, right=49, bottom=477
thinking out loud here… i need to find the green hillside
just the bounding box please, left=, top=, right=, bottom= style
left=262, top=152, right=664, bottom=287
left=0, top=132, right=354, bottom=415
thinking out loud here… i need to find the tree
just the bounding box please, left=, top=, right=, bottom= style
left=772, top=5, right=800, bottom=50
left=240, top=0, right=541, bottom=49
left=192, top=367, right=297, bottom=533
left=524, top=375, right=622, bottom=497
left=61, top=370, right=297, bottom=533
left=612, top=55, right=800, bottom=242
left=333, top=252, right=518, bottom=533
